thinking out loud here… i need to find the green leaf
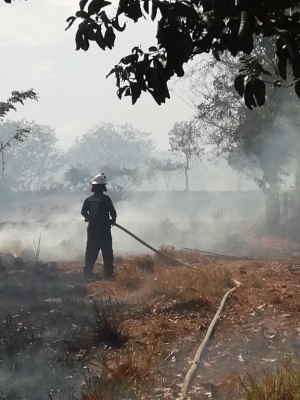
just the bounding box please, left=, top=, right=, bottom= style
left=135, top=65, right=148, bottom=91
left=295, top=81, right=300, bottom=99
left=99, top=10, right=110, bottom=23
left=278, top=58, right=287, bottom=80
left=79, top=0, right=89, bottom=11
left=88, top=0, right=111, bottom=15
left=252, top=79, right=266, bottom=107
left=291, top=59, right=300, bottom=78
left=146, top=67, right=160, bottom=91
left=95, top=27, right=106, bottom=50
left=244, top=81, right=256, bottom=110
left=212, top=48, right=220, bottom=61
left=106, top=68, right=116, bottom=78
left=144, top=0, right=149, bottom=14
left=75, top=10, right=90, bottom=19
left=132, top=46, right=143, bottom=54
left=151, top=1, right=158, bottom=21
left=121, top=54, right=138, bottom=64
left=75, top=30, right=85, bottom=51
left=240, top=35, right=254, bottom=55
left=173, top=2, right=198, bottom=20
left=85, top=25, right=96, bottom=40
left=138, top=57, right=151, bottom=75
left=65, top=16, right=76, bottom=31
left=82, top=33, right=90, bottom=51
left=238, top=11, right=250, bottom=40
left=104, top=26, right=116, bottom=49
left=117, top=86, right=128, bottom=99
left=112, top=17, right=126, bottom=32
left=130, top=83, right=142, bottom=105
left=234, top=75, right=246, bottom=96
left=275, top=42, right=289, bottom=80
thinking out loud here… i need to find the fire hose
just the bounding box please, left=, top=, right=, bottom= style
left=114, top=223, right=198, bottom=269
left=114, top=222, right=241, bottom=397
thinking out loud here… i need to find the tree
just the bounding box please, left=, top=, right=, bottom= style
left=0, top=121, right=64, bottom=192
left=227, top=148, right=261, bottom=191
left=100, top=164, right=142, bottom=190
left=65, top=163, right=91, bottom=190
left=0, top=90, right=38, bottom=169
left=190, top=42, right=296, bottom=232
left=66, top=0, right=300, bottom=108
left=148, top=157, right=184, bottom=191
left=66, top=122, right=154, bottom=189
left=168, top=121, right=202, bottom=191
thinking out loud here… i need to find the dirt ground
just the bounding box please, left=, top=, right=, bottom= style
left=1, top=235, right=300, bottom=399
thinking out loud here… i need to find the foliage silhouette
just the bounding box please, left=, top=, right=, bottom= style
left=66, top=0, right=300, bottom=107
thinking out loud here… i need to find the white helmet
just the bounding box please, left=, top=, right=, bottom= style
left=90, top=173, right=108, bottom=185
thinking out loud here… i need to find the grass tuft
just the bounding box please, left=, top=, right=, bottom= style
left=115, top=265, right=144, bottom=291
left=220, top=357, right=300, bottom=400
left=82, top=341, right=161, bottom=400
left=91, top=295, right=128, bottom=347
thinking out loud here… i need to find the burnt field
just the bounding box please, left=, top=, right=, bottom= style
left=2, top=237, right=300, bottom=399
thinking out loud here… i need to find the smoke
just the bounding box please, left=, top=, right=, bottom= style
left=0, top=190, right=266, bottom=261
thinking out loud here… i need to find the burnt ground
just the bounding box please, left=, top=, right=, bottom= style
left=1, top=235, right=300, bottom=399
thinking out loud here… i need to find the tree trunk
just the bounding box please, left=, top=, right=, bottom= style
left=265, top=183, right=280, bottom=234
left=184, top=158, right=189, bottom=191
left=237, top=175, right=243, bottom=192
left=165, top=177, right=170, bottom=191
left=295, top=152, right=300, bottom=220
left=184, top=167, right=189, bottom=191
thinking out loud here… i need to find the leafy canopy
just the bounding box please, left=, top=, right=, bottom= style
left=0, top=120, right=63, bottom=191
left=66, top=0, right=300, bottom=108
left=0, top=90, right=38, bottom=170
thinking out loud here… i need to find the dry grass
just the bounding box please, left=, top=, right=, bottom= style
left=114, top=256, right=155, bottom=291
left=82, top=341, right=161, bottom=400
left=82, top=254, right=236, bottom=399
left=91, top=295, right=128, bottom=346
left=156, top=246, right=203, bottom=265
left=230, top=357, right=300, bottom=400
left=149, top=265, right=233, bottom=303
left=115, top=265, right=145, bottom=291
left=6, top=245, right=300, bottom=399
left=112, top=251, right=233, bottom=306
left=133, top=255, right=155, bottom=273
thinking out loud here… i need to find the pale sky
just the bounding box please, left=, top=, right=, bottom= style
left=0, top=0, right=195, bottom=150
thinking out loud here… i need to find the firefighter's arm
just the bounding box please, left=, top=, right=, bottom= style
left=108, top=198, right=117, bottom=225
left=81, top=199, right=89, bottom=221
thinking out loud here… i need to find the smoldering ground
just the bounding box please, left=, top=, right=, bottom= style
left=0, top=262, right=91, bottom=399
left=0, top=258, right=134, bottom=400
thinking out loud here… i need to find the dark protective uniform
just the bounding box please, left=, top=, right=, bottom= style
left=81, top=192, right=117, bottom=277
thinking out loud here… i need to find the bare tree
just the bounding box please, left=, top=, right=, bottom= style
left=149, top=158, right=184, bottom=191
left=168, top=121, right=202, bottom=191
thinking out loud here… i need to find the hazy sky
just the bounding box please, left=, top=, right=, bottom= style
left=0, top=0, right=195, bottom=150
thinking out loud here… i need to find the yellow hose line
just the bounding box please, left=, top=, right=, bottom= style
left=115, top=223, right=241, bottom=398
left=115, top=223, right=198, bottom=269
left=179, top=279, right=242, bottom=398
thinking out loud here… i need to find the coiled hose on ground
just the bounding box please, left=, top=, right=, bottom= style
left=115, top=222, right=241, bottom=397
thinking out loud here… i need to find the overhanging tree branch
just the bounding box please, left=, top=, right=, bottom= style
left=66, top=0, right=300, bottom=108
left=0, top=89, right=38, bottom=170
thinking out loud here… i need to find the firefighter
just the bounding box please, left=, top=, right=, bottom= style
left=81, top=173, right=117, bottom=279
